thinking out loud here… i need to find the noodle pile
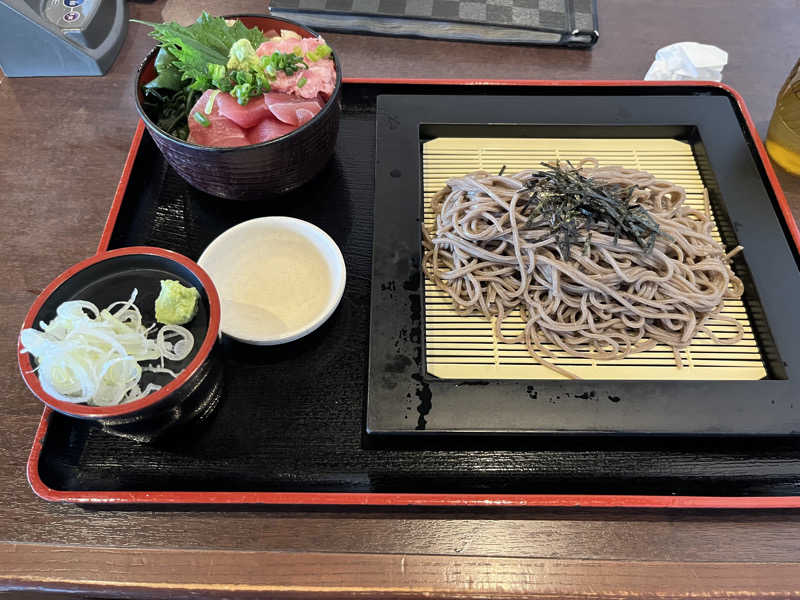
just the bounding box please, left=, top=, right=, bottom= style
left=422, top=160, right=744, bottom=379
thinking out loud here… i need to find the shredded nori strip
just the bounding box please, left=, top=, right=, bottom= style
left=522, top=161, right=665, bottom=258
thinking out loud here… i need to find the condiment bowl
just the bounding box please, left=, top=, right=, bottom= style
left=18, top=247, right=223, bottom=441
left=198, top=216, right=346, bottom=345
left=134, top=15, right=342, bottom=201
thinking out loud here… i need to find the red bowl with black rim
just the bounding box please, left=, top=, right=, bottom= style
left=134, top=14, right=343, bottom=201
left=18, top=247, right=222, bottom=442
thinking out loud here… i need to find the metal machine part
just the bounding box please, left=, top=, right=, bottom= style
left=0, top=0, right=127, bottom=76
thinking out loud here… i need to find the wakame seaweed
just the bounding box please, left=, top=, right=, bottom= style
left=141, top=87, right=200, bottom=140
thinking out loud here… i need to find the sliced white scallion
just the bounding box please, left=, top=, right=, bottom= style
left=205, top=89, right=221, bottom=115
left=20, top=289, right=196, bottom=407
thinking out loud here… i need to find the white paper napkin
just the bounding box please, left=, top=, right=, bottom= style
left=644, top=42, right=728, bottom=82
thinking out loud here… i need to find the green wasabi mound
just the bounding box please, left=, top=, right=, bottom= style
left=227, top=38, right=260, bottom=71
left=155, top=280, right=200, bottom=325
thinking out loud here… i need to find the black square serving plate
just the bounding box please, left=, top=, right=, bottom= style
left=367, top=88, right=800, bottom=436
left=27, top=80, right=800, bottom=507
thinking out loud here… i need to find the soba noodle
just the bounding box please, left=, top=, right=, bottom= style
left=422, top=160, right=744, bottom=379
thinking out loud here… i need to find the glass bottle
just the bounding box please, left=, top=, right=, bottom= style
left=766, top=59, right=800, bottom=175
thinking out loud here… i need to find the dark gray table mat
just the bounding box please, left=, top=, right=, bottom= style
left=270, top=0, right=598, bottom=46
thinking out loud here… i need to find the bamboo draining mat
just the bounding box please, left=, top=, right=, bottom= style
left=422, top=138, right=767, bottom=380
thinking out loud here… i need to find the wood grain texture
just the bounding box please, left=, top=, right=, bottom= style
left=2, top=0, right=800, bottom=597
left=4, top=542, right=800, bottom=599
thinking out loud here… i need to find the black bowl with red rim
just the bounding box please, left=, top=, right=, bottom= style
left=134, top=15, right=343, bottom=201
left=18, top=247, right=222, bottom=442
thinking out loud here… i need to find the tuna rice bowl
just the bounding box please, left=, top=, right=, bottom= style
left=134, top=13, right=337, bottom=148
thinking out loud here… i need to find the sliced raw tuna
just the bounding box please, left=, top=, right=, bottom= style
left=264, top=92, right=321, bottom=126
left=247, top=115, right=297, bottom=144
left=296, top=108, right=315, bottom=126
left=267, top=62, right=336, bottom=100
left=188, top=90, right=249, bottom=147
left=256, top=36, right=325, bottom=59
left=216, top=92, right=272, bottom=129
left=256, top=36, right=336, bottom=99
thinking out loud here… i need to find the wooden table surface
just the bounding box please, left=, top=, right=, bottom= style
left=2, top=0, right=800, bottom=597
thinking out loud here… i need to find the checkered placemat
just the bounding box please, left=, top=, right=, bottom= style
left=270, top=0, right=598, bottom=46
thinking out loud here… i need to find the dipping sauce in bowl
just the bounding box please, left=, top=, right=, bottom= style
left=198, top=217, right=346, bottom=344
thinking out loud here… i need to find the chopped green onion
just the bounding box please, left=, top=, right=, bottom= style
left=207, top=63, right=226, bottom=81
left=234, top=70, right=254, bottom=85
left=297, top=76, right=307, bottom=88
left=293, top=46, right=302, bottom=56
left=204, top=89, right=220, bottom=114
left=316, top=44, right=332, bottom=58
left=306, top=49, right=319, bottom=62
left=265, top=64, right=277, bottom=77
left=231, top=82, right=253, bottom=105
left=188, top=77, right=211, bottom=92
left=255, top=73, right=270, bottom=92
left=193, top=112, right=210, bottom=127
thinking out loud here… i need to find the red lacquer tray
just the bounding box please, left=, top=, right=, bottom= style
left=25, top=79, right=800, bottom=508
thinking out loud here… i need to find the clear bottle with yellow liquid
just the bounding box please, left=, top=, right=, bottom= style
left=766, top=59, right=800, bottom=175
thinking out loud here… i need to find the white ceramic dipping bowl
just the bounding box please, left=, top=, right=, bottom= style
left=198, top=217, right=346, bottom=345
